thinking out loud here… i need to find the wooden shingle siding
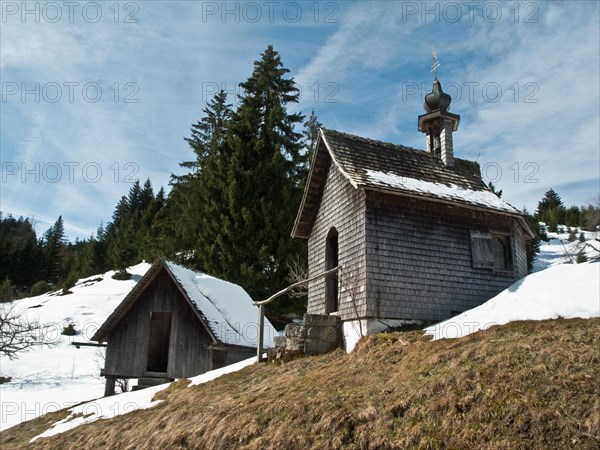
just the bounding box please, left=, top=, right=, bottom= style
left=307, top=162, right=368, bottom=320
left=296, top=128, right=534, bottom=333
left=364, top=192, right=528, bottom=322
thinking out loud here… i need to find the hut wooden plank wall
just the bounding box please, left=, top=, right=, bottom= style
left=100, top=269, right=215, bottom=379
left=292, top=88, right=534, bottom=346
left=92, top=259, right=275, bottom=388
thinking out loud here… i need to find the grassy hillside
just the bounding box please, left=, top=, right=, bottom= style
left=3, top=318, right=599, bottom=449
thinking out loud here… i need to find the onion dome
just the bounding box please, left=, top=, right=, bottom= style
left=424, top=79, right=451, bottom=113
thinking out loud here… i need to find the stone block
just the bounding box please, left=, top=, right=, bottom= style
left=306, top=325, right=338, bottom=342
left=304, top=339, right=338, bottom=355
left=285, top=323, right=306, bottom=339
left=304, top=313, right=340, bottom=327
left=285, top=337, right=305, bottom=352
left=302, top=313, right=342, bottom=356
left=266, top=347, right=278, bottom=361
left=274, top=336, right=287, bottom=349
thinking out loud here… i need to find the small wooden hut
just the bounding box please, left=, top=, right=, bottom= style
left=92, top=258, right=275, bottom=394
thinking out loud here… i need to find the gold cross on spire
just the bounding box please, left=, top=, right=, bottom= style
left=431, top=44, right=440, bottom=80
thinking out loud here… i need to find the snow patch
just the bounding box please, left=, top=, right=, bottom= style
left=424, top=261, right=600, bottom=340
left=31, top=356, right=257, bottom=441
left=164, top=261, right=276, bottom=348
left=364, top=169, right=519, bottom=213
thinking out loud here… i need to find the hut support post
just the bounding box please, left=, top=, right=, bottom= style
left=104, top=377, right=116, bottom=397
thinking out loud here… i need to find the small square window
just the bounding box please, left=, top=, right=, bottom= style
left=492, top=235, right=513, bottom=271
left=470, top=231, right=513, bottom=272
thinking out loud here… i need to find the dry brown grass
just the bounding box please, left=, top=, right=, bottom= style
left=2, top=318, right=599, bottom=449
left=0, top=409, right=69, bottom=450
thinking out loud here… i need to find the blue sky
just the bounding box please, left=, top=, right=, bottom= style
left=1, top=0, right=599, bottom=240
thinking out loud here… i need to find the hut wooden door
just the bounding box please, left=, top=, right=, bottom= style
left=146, top=312, right=171, bottom=373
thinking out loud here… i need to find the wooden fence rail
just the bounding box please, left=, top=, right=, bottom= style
left=254, top=265, right=340, bottom=362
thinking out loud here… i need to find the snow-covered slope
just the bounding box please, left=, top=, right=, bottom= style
left=2, top=227, right=599, bottom=434
left=31, top=356, right=257, bottom=442
left=425, top=227, right=600, bottom=340
left=533, top=227, right=599, bottom=272
left=0, top=263, right=151, bottom=431
left=0, top=259, right=277, bottom=432
left=424, top=261, right=600, bottom=340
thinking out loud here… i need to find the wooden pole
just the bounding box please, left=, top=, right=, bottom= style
left=104, top=377, right=116, bottom=397
left=255, top=265, right=340, bottom=306
left=254, top=265, right=340, bottom=363
left=257, top=304, right=265, bottom=362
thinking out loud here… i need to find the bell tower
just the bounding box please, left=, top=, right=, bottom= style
left=418, top=47, right=460, bottom=167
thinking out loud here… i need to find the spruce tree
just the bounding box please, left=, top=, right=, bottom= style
left=181, top=89, right=232, bottom=174
left=535, top=188, right=566, bottom=231
left=143, top=187, right=170, bottom=261
left=564, top=206, right=582, bottom=228
left=66, top=229, right=109, bottom=282
left=583, top=196, right=600, bottom=231
left=0, top=214, right=41, bottom=292
left=536, top=188, right=564, bottom=212
left=140, top=185, right=169, bottom=262
left=106, top=194, right=138, bottom=272
left=14, top=229, right=40, bottom=289
left=166, top=90, right=234, bottom=259
left=42, top=216, right=67, bottom=284
left=193, top=46, right=307, bottom=311
left=303, top=110, right=322, bottom=165
left=522, top=209, right=542, bottom=273
left=487, top=181, right=503, bottom=198
left=139, top=179, right=155, bottom=217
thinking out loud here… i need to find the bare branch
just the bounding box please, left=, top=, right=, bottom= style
left=116, top=378, right=129, bottom=393
left=584, top=241, right=600, bottom=261
left=0, top=303, right=54, bottom=360
left=256, top=265, right=340, bottom=306
left=286, top=256, right=309, bottom=299
left=339, top=264, right=365, bottom=338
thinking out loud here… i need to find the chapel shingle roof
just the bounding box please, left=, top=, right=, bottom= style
left=292, top=128, right=528, bottom=238
left=322, top=128, right=485, bottom=191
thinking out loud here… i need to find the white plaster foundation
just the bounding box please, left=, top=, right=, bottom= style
left=342, top=318, right=423, bottom=352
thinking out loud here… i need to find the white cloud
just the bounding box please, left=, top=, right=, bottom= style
left=450, top=2, right=600, bottom=210
left=295, top=2, right=419, bottom=93
left=1, top=2, right=258, bottom=238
